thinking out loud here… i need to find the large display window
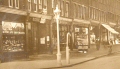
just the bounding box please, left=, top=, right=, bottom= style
left=74, top=26, right=89, bottom=53
left=2, top=21, right=25, bottom=52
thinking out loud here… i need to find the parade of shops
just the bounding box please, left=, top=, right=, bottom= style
left=0, top=0, right=120, bottom=61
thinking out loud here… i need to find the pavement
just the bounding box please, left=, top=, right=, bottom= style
left=0, top=44, right=120, bottom=69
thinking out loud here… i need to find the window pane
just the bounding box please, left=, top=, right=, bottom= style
left=44, top=0, right=47, bottom=7
left=34, top=0, right=37, bottom=12
left=15, top=0, right=19, bottom=8
left=39, top=0, right=42, bottom=9
left=28, top=0, right=31, bottom=11
left=9, top=0, right=13, bottom=7
left=61, top=1, right=64, bottom=16
left=65, top=3, right=69, bottom=17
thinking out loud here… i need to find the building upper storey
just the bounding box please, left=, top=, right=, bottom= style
left=0, top=0, right=120, bottom=24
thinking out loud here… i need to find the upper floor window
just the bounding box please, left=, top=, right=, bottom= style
left=15, top=0, right=19, bottom=9
left=28, top=0, right=31, bottom=11
left=58, top=0, right=60, bottom=9
left=79, top=5, right=86, bottom=19
left=43, top=0, right=47, bottom=14
left=74, top=4, right=77, bottom=18
left=39, top=0, right=42, bottom=10
left=61, top=1, right=64, bottom=16
left=9, top=0, right=13, bottom=8
left=33, top=0, right=37, bottom=12
left=65, top=2, right=69, bottom=17
left=79, top=5, right=82, bottom=18
left=43, top=0, right=47, bottom=8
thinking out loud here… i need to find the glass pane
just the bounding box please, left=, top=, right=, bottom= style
left=15, top=0, right=19, bottom=8
left=39, top=0, right=42, bottom=9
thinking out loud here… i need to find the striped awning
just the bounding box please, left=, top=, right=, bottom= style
left=102, top=24, right=119, bottom=34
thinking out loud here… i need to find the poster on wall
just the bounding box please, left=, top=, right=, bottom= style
left=47, top=36, right=49, bottom=41
left=40, top=37, right=45, bottom=44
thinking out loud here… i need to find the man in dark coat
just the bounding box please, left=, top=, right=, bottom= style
left=96, top=38, right=100, bottom=50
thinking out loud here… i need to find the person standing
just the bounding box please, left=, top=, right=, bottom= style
left=95, top=38, right=100, bottom=50
left=108, top=38, right=113, bottom=54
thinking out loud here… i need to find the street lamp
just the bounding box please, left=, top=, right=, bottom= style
left=54, top=5, right=62, bottom=66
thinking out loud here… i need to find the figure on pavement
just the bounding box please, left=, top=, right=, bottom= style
left=95, top=38, right=100, bottom=50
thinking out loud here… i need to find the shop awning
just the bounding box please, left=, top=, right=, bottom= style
left=102, top=24, right=119, bottom=34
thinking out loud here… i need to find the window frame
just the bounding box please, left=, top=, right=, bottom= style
left=61, top=1, right=64, bottom=16
left=28, top=0, right=31, bottom=11
left=38, top=0, right=42, bottom=10
left=8, top=0, right=13, bottom=8
left=43, top=0, right=47, bottom=8
left=15, top=0, right=19, bottom=9
left=65, top=2, right=69, bottom=17
left=33, top=0, right=37, bottom=12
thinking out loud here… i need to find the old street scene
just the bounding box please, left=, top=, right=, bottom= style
left=0, top=0, right=120, bottom=69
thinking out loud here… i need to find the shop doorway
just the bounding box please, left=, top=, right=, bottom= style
left=31, top=23, right=39, bottom=54
left=30, top=22, right=47, bottom=54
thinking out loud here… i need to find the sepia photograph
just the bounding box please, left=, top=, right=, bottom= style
left=0, top=0, right=120, bottom=69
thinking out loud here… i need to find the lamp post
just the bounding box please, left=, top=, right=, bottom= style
left=54, top=5, right=62, bottom=66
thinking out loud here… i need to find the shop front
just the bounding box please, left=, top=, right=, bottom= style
left=28, top=17, right=49, bottom=54
left=0, top=12, right=27, bottom=61
left=73, top=19, right=90, bottom=53
left=90, top=21, right=100, bottom=45
left=74, top=25, right=89, bottom=53
left=52, top=20, right=71, bottom=51
left=101, top=24, right=119, bottom=45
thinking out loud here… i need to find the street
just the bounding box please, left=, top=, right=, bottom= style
left=0, top=44, right=120, bottom=69
left=57, top=52, right=120, bottom=69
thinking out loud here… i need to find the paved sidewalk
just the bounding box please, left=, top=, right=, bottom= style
left=0, top=44, right=120, bottom=69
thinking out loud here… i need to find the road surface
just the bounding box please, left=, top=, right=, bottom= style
left=57, top=53, right=120, bottom=69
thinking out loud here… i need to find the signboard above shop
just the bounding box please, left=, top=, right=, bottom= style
left=33, top=18, right=40, bottom=22
left=32, top=17, right=46, bottom=24
left=40, top=18, right=46, bottom=23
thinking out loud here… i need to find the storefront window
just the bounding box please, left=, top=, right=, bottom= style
left=74, top=26, right=89, bottom=53
left=2, top=21, right=25, bottom=52
left=90, top=33, right=95, bottom=44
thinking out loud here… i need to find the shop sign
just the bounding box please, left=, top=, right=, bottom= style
left=75, top=28, right=79, bottom=32
left=40, top=18, right=46, bottom=23
left=47, top=36, right=49, bottom=41
left=40, top=37, right=45, bottom=44
left=2, top=21, right=25, bottom=34
left=28, top=23, right=31, bottom=30
left=33, top=18, right=40, bottom=22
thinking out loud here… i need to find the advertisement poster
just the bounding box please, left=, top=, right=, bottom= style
left=40, top=37, right=45, bottom=44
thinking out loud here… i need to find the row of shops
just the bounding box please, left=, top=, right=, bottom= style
left=0, top=12, right=119, bottom=57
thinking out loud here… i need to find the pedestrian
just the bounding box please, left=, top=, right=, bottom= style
left=108, top=38, right=113, bottom=54
left=95, top=38, right=100, bottom=50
